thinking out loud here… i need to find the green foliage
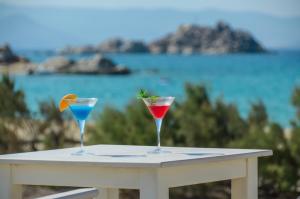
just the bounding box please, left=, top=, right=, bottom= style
left=248, top=100, right=268, bottom=127
left=0, top=74, right=28, bottom=118
left=0, top=74, right=28, bottom=153
left=289, top=86, right=300, bottom=193
left=89, top=101, right=159, bottom=145
left=38, top=100, right=76, bottom=149
left=0, top=74, right=75, bottom=152
left=0, top=122, right=22, bottom=153
left=38, top=100, right=65, bottom=149
left=173, top=83, right=246, bottom=148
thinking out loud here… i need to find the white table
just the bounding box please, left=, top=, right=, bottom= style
left=0, top=145, right=272, bottom=199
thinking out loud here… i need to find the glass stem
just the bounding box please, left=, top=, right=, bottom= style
left=155, top=118, right=162, bottom=151
left=78, top=120, right=85, bottom=151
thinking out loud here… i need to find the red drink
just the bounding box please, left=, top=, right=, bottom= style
left=142, top=96, right=175, bottom=153
left=147, top=105, right=170, bottom=119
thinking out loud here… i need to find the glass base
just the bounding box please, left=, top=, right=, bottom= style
left=147, top=147, right=172, bottom=154
left=71, top=148, right=87, bottom=156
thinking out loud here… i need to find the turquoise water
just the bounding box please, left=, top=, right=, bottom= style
left=69, top=104, right=93, bottom=121
left=14, top=50, right=300, bottom=127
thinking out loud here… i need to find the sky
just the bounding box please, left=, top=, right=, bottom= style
left=1, top=0, right=299, bottom=49
left=1, top=0, right=300, bottom=17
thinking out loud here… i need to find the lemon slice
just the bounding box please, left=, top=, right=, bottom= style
left=59, top=94, right=77, bottom=112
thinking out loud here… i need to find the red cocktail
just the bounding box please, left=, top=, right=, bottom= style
left=147, top=105, right=170, bottom=119
left=143, top=97, right=175, bottom=153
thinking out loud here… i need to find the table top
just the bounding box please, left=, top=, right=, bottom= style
left=0, top=145, right=272, bottom=168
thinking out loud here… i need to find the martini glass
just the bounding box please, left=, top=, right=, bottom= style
left=64, top=98, right=97, bottom=155
left=143, top=97, right=175, bottom=154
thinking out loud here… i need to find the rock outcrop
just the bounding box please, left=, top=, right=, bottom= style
left=35, top=54, right=130, bottom=75
left=0, top=44, right=29, bottom=64
left=0, top=44, right=130, bottom=75
left=98, top=38, right=149, bottom=53
left=0, top=44, right=35, bottom=74
left=38, top=56, right=74, bottom=73
left=60, top=38, right=149, bottom=55
left=59, top=45, right=98, bottom=55
left=149, top=22, right=265, bottom=54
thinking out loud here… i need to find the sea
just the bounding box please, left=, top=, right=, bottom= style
left=13, top=50, right=300, bottom=127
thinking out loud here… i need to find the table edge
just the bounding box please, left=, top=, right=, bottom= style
left=0, top=150, right=272, bottom=168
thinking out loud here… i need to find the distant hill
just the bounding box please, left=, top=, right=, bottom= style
left=0, top=4, right=299, bottom=50
left=0, top=14, right=76, bottom=49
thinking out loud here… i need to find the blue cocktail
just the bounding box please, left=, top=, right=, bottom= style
left=61, top=97, right=97, bottom=154
left=69, top=104, right=94, bottom=120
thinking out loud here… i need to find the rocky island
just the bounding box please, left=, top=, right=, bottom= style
left=149, top=22, right=265, bottom=54
left=0, top=44, right=29, bottom=63
left=0, top=44, right=130, bottom=75
left=59, top=38, right=149, bottom=55
left=36, top=54, right=130, bottom=75
left=98, top=38, right=149, bottom=53
left=59, top=45, right=98, bottom=55
left=60, top=21, right=266, bottom=55
left=0, top=44, right=36, bottom=74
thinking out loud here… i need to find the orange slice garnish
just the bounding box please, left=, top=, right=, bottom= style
left=59, top=94, right=77, bottom=112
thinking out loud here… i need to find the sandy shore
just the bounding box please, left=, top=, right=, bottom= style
left=0, top=62, right=36, bottom=75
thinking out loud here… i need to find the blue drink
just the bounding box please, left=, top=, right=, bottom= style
left=65, top=98, right=97, bottom=154
left=69, top=104, right=93, bottom=121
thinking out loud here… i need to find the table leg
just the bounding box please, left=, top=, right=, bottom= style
left=96, top=188, right=119, bottom=199
left=0, top=165, right=22, bottom=199
left=139, top=170, right=169, bottom=199
left=231, top=158, right=258, bottom=199
left=140, top=185, right=169, bottom=199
